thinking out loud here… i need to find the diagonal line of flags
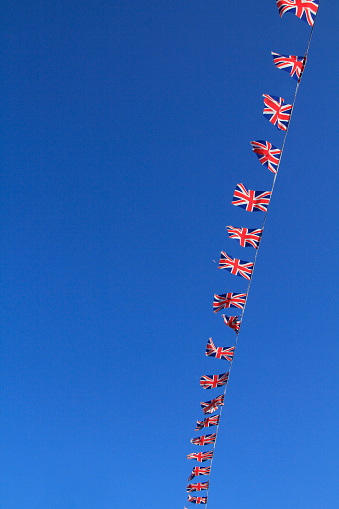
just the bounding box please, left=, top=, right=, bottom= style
left=183, top=0, right=321, bottom=506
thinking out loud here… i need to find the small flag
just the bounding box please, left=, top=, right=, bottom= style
left=271, top=52, right=305, bottom=81
left=206, top=338, right=234, bottom=361
left=276, top=0, right=319, bottom=26
left=227, top=225, right=263, bottom=249
left=232, top=183, right=271, bottom=212
left=187, top=495, right=208, bottom=504
left=213, top=292, right=247, bottom=312
left=250, top=140, right=281, bottom=173
left=191, top=433, right=217, bottom=446
left=187, top=451, right=214, bottom=462
left=188, top=466, right=211, bottom=481
left=222, top=315, right=241, bottom=333
left=195, top=415, right=220, bottom=431
left=263, top=94, right=292, bottom=131
left=187, top=482, right=209, bottom=492
left=201, top=395, right=225, bottom=414
left=200, top=372, right=229, bottom=390
left=218, top=252, right=254, bottom=280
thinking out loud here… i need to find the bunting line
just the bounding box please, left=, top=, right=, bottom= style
left=184, top=3, right=321, bottom=507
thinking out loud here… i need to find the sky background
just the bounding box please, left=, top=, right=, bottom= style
left=1, top=1, right=338, bottom=508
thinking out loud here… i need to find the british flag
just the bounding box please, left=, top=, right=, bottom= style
left=250, top=140, right=281, bottom=173
left=187, top=495, right=207, bottom=504
left=187, top=451, right=214, bottom=462
left=263, top=94, right=292, bottom=131
left=188, top=466, right=211, bottom=481
left=271, top=52, right=305, bottom=81
left=222, top=314, right=241, bottom=333
left=200, top=372, right=229, bottom=390
left=201, top=394, right=224, bottom=414
left=187, top=482, right=209, bottom=492
left=226, top=225, right=263, bottom=249
left=276, top=0, right=319, bottom=26
left=195, top=415, right=220, bottom=431
left=191, top=433, right=217, bottom=446
left=206, top=338, right=234, bottom=361
left=232, top=183, right=271, bottom=212
left=213, top=292, right=247, bottom=312
left=218, top=252, right=254, bottom=280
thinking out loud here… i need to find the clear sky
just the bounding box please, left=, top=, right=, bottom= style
left=1, top=2, right=338, bottom=508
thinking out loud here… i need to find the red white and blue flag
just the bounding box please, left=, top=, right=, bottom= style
left=263, top=94, right=292, bottom=131
left=187, top=451, right=214, bottom=462
left=195, top=415, right=220, bottom=431
left=232, top=183, right=271, bottom=212
left=187, top=495, right=207, bottom=504
left=200, top=372, right=229, bottom=390
left=250, top=140, right=281, bottom=173
left=218, top=252, right=254, bottom=280
left=188, top=466, right=211, bottom=481
left=276, top=0, right=319, bottom=26
left=191, top=433, right=217, bottom=446
left=187, top=482, right=209, bottom=492
left=206, top=338, right=234, bottom=361
left=222, top=314, right=241, bottom=333
left=201, top=395, right=225, bottom=414
left=213, top=292, right=247, bottom=312
left=271, top=52, right=305, bottom=81
left=226, top=225, right=263, bottom=249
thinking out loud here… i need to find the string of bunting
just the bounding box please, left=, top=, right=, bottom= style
left=184, top=1, right=321, bottom=506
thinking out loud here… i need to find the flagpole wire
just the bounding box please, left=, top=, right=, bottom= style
left=203, top=9, right=319, bottom=508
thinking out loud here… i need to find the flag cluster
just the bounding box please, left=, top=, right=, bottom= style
left=184, top=2, right=319, bottom=505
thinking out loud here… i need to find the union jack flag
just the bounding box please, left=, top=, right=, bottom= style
left=276, top=0, right=319, bottom=26
left=187, top=495, right=207, bottom=504
left=263, top=94, right=292, bottom=131
left=206, top=338, right=234, bottom=361
left=195, top=415, right=220, bottom=431
left=213, top=292, right=247, bottom=312
left=201, top=394, right=224, bottom=414
left=200, top=372, right=229, bottom=390
left=187, top=482, right=209, bottom=492
left=271, top=52, right=306, bottom=81
left=187, top=451, right=214, bottom=462
left=250, top=140, right=281, bottom=173
left=191, top=433, right=217, bottom=446
left=188, top=466, right=211, bottom=481
left=218, top=252, right=254, bottom=280
left=222, top=314, right=241, bottom=333
left=232, top=183, right=271, bottom=212
left=226, top=225, right=263, bottom=249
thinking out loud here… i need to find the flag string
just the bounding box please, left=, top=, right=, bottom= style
left=194, top=6, right=321, bottom=508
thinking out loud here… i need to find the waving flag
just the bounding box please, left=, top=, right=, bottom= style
left=250, top=140, right=281, bottom=173
left=263, top=94, right=292, bottom=131
left=276, top=0, right=319, bottom=26
left=200, top=372, right=229, bottom=390
left=213, top=292, right=247, bottom=312
left=191, top=433, right=217, bottom=446
left=201, top=395, right=225, bottom=414
left=271, top=52, right=305, bottom=81
left=206, top=338, right=234, bottom=361
left=226, top=225, right=263, bottom=249
left=232, top=183, right=271, bottom=212
left=218, top=252, right=254, bottom=280
left=187, top=482, right=209, bottom=492
left=222, top=314, right=241, bottom=333
left=187, top=451, right=214, bottom=462
left=187, top=495, right=207, bottom=504
left=195, top=415, right=220, bottom=431
left=188, top=466, right=211, bottom=481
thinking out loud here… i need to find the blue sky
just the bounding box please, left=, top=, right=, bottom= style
left=1, top=2, right=338, bottom=508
